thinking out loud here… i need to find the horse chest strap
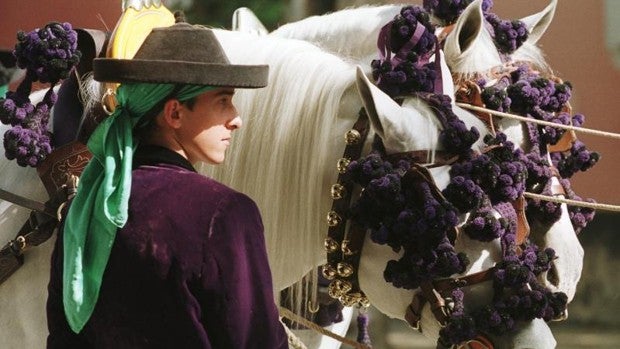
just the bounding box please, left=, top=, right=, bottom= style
left=322, top=109, right=371, bottom=308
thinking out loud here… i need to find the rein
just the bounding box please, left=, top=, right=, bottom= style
left=457, top=102, right=620, bottom=140
left=455, top=94, right=620, bottom=212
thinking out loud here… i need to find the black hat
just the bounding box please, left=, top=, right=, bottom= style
left=93, top=23, right=268, bottom=88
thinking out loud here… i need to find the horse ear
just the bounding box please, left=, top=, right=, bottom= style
left=443, top=0, right=501, bottom=75
left=355, top=66, right=411, bottom=152
left=519, top=0, right=557, bottom=45
left=232, top=7, right=269, bottom=35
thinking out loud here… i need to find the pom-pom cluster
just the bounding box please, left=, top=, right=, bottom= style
left=347, top=153, right=468, bottom=289
left=478, top=64, right=598, bottom=230
left=485, top=13, right=529, bottom=54
left=371, top=6, right=438, bottom=97
left=424, top=0, right=530, bottom=54
left=0, top=22, right=80, bottom=167
left=439, top=233, right=567, bottom=346
left=423, top=0, right=494, bottom=25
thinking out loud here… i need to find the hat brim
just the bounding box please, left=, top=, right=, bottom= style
left=93, top=58, right=268, bottom=88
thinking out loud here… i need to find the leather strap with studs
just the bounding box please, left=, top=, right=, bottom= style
left=322, top=108, right=371, bottom=308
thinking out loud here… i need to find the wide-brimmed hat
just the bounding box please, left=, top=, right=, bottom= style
left=93, top=22, right=268, bottom=88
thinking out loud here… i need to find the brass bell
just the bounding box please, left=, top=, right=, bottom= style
left=330, top=183, right=346, bottom=200
left=358, top=295, right=371, bottom=308
left=326, top=211, right=342, bottom=227
left=341, top=292, right=363, bottom=307
left=328, top=279, right=352, bottom=298
left=337, top=262, right=354, bottom=277
left=324, top=237, right=339, bottom=253
left=341, top=239, right=355, bottom=255
left=337, top=158, right=351, bottom=174
left=321, top=263, right=337, bottom=280
left=344, top=129, right=361, bottom=145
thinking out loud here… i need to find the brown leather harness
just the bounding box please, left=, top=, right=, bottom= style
left=0, top=142, right=87, bottom=284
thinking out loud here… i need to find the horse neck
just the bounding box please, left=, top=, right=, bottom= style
left=203, top=32, right=362, bottom=289
left=272, top=5, right=401, bottom=63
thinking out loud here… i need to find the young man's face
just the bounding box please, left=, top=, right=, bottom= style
left=174, top=88, right=241, bottom=164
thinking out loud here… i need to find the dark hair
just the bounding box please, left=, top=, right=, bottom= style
left=134, top=95, right=198, bottom=142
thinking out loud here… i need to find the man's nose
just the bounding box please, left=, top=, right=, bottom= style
left=229, top=115, right=243, bottom=129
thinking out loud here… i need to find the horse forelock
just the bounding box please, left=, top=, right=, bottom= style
left=512, top=41, right=552, bottom=74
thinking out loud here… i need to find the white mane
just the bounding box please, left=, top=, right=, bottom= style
left=205, top=31, right=363, bottom=290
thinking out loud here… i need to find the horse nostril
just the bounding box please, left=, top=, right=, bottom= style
left=547, top=263, right=560, bottom=287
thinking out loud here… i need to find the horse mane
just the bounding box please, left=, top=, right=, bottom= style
left=78, top=72, right=103, bottom=117
left=202, top=32, right=361, bottom=288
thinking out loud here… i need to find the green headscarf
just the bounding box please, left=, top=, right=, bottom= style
left=0, top=84, right=7, bottom=98
left=63, top=82, right=215, bottom=333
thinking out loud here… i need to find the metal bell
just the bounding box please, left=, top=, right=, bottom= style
left=326, top=211, right=342, bottom=227
left=337, top=158, right=351, bottom=174
left=337, top=262, right=354, bottom=277
left=330, top=183, right=346, bottom=200
left=321, top=263, right=337, bottom=280
left=344, top=129, right=361, bottom=145
left=324, top=237, right=339, bottom=253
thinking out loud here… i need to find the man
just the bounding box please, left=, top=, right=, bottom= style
left=47, top=21, right=288, bottom=348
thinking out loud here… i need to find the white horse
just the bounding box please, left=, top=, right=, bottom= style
left=268, top=0, right=582, bottom=346
left=204, top=28, right=563, bottom=348
left=270, top=0, right=583, bottom=315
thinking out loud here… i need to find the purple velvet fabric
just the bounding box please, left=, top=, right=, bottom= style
left=47, top=152, right=287, bottom=348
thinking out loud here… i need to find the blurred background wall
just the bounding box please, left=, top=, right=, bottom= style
left=1, top=0, right=618, bottom=347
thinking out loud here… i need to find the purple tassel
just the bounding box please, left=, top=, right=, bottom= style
left=356, top=309, right=372, bottom=347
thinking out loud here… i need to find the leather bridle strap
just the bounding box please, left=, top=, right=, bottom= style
left=404, top=268, right=495, bottom=330
left=0, top=175, right=78, bottom=285
left=386, top=150, right=459, bottom=168
left=323, top=108, right=372, bottom=307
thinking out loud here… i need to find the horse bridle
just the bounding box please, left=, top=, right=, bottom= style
left=323, top=97, right=545, bottom=348
left=322, top=107, right=473, bottom=320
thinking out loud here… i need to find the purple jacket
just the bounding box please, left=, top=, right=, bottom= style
left=47, top=146, right=288, bottom=348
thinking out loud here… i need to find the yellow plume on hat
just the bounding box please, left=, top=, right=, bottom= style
left=103, top=0, right=175, bottom=112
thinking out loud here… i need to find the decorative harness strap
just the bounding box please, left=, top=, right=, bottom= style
left=323, top=108, right=371, bottom=308
left=323, top=108, right=458, bottom=310
left=0, top=141, right=88, bottom=285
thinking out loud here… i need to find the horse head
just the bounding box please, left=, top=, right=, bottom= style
left=442, top=0, right=584, bottom=304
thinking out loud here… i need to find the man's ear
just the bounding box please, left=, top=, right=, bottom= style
left=162, top=99, right=183, bottom=128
